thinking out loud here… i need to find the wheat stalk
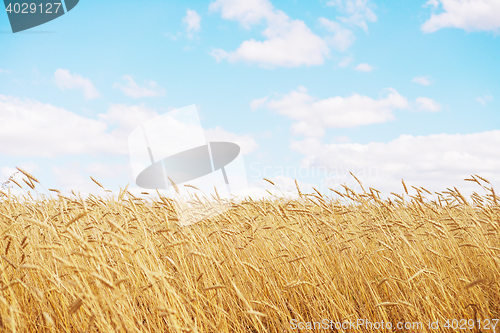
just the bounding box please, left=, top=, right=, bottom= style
left=0, top=174, right=497, bottom=332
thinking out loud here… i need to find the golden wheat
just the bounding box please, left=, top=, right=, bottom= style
left=0, top=175, right=498, bottom=332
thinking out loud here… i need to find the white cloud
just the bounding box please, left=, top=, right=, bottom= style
left=209, top=0, right=329, bottom=67
left=1, top=166, right=18, bottom=180
left=163, top=31, right=182, bottom=41
left=290, top=137, right=324, bottom=154
left=0, top=95, right=121, bottom=156
left=355, top=63, right=373, bottom=72
left=85, top=162, right=130, bottom=181
left=1, top=163, right=38, bottom=183
left=338, top=56, right=353, bottom=67
left=424, top=0, right=440, bottom=8
left=319, top=18, right=356, bottom=52
left=290, top=130, right=500, bottom=197
left=205, top=126, right=259, bottom=154
left=260, top=87, right=409, bottom=137
left=332, top=135, right=351, bottom=143
left=183, top=9, right=201, bottom=38
left=0, top=95, right=160, bottom=157
left=327, top=0, right=342, bottom=6
left=52, top=165, right=101, bottom=195
left=326, top=0, right=377, bottom=33
left=250, top=96, right=268, bottom=110
left=209, top=0, right=274, bottom=28
left=97, top=103, right=159, bottom=137
left=422, top=0, right=500, bottom=33
left=476, top=94, right=494, bottom=105
left=210, top=48, right=229, bottom=63
left=0, top=69, right=11, bottom=74
left=113, top=75, right=166, bottom=98
left=54, top=69, right=100, bottom=99
left=415, top=97, right=442, bottom=112
left=412, top=76, right=432, bottom=86
left=0, top=163, right=39, bottom=195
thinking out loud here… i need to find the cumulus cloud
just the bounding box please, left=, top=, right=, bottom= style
left=1, top=163, right=37, bottom=182
left=412, top=76, right=432, bottom=86
left=1, top=166, right=18, bottom=180
left=290, top=130, right=500, bottom=196
left=52, top=165, right=97, bottom=194
left=97, top=104, right=159, bottom=137
left=422, top=0, right=500, bottom=33
left=209, top=0, right=329, bottom=67
left=0, top=94, right=255, bottom=168
left=183, top=9, right=201, bottom=38
left=476, top=94, right=494, bottom=106
left=113, top=75, right=166, bottom=98
left=332, top=135, right=351, bottom=143
left=255, top=87, right=409, bottom=137
left=51, top=162, right=126, bottom=196
left=204, top=126, right=259, bottom=154
left=54, top=69, right=100, bottom=99
left=84, top=162, right=131, bottom=183
left=415, top=97, right=442, bottom=112
left=319, top=17, right=356, bottom=52
left=355, top=63, right=373, bottom=71
left=0, top=95, right=162, bottom=157
left=209, top=0, right=378, bottom=67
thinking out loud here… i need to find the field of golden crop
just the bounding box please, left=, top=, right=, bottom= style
left=0, top=170, right=499, bottom=332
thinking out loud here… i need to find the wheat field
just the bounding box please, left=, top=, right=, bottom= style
left=0, top=170, right=499, bottom=332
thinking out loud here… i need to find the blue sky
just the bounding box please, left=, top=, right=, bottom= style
left=0, top=0, right=499, bottom=199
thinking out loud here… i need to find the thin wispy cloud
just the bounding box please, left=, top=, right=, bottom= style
left=113, top=76, right=166, bottom=98
left=415, top=97, right=442, bottom=112
left=183, top=9, right=201, bottom=38
left=163, top=31, right=182, bottom=41
left=250, top=96, right=268, bottom=110
left=476, top=94, right=494, bottom=105
left=319, top=17, right=356, bottom=52
left=355, top=63, right=373, bottom=72
left=54, top=69, right=100, bottom=99
left=326, top=0, right=377, bottom=33
left=412, top=76, right=432, bottom=86
left=338, top=56, right=353, bottom=67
